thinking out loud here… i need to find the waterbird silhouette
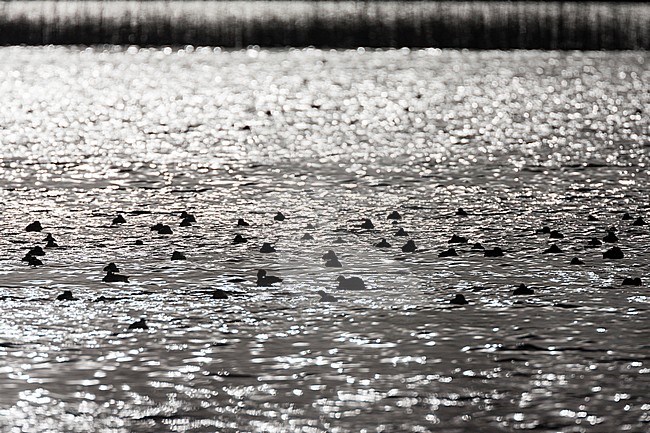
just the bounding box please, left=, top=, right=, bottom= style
left=387, top=211, right=401, bottom=220
left=179, top=218, right=192, bottom=227
left=632, top=217, right=646, bottom=226
left=513, top=284, right=534, bottom=295
left=535, top=226, right=551, bottom=234
left=135, top=240, right=144, bottom=245
left=484, top=247, right=504, bottom=257
left=570, top=257, right=584, bottom=265
left=439, top=248, right=458, bottom=257
left=587, top=238, right=602, bottom=247
left=337, top=275, right=365, bottom=290
left=325, top=257, right=342, bottom=267
left=603, top=231, right=618, bottom=243
left=151, top=223, right=164, bottom=231
left=305, top=223, right=315, bottom=229
left=318, top=290, right=338, bottom=302
left=301, top=233, right=314, bottom=240
left=360, top=219, right=375, bottom=229
left=171, top=251, right=186, bottom=260
left=128, top=318, right=148, bottom=330
left=26, top=221, right=42, bottom=232
left=43, top=233, right=56, bottom=242
left=448, top=234, right=468, bottom=244
left=622, top=212, right=632, bottom=220
left=56, top=290, right=76, bottom=301
left=260, top=243, right=276, bottom=253
left=603, top=247, right=624, bottom=259
left=45, top=239, right=58, bottom=248
left=375, top=239, right=391, bottom=248
left=456, top=208, right=468, bottom=216
left=29, top=246, right=45, bottom=256
left=543, top=244, right=563, bottom=254
left=112, top=214, right=126, bottom=225
left=450, top=294, right=468, bottom=305
left=622, top=277, right=642, bottom=286
left=180, top=211, right=196, bottom=222
left=233, top=234, right=248, bottom=244
left=257, top=269, right=282, bottom=287
left=549, top=230, right=564, bottom=239
left=25, top=255, right=42, bottom=266
left=274, top=212, right=286, bottom=221
left=394, top=228, right=408, bottom=236
left=157, top=225, right=173, bottom=235
left=237, top=218, right=250, bottom=226
left=471, top=242, right=485, bottom=250
left=322, top=250, right=338, bottom=260
left=103, top=262, right=119, bottom=273
left=213, top=289, right=229, bottom=299
left=103, top=271, right=129, bottom=283
left=401, top=240, right=416, bottom=252
left=587, top=215, right=599, bottom=221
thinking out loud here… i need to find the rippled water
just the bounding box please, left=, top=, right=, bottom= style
left=0, top=47, right=649, bottom=432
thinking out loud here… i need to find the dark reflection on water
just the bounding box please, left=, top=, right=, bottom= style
left=0, top=47, right=648, bottom=432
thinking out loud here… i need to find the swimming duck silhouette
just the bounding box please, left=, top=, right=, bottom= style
left=318, top=290, right=338, bottom=302
left=237, top=218, right=250, bottom=226
left=43, top=233, right=56, bottom=242
left=45, top=239, right=58, bottom=248
left=401, top=240, right=416, bottom=252
left=128, top=318, right=148, bottom=330
left=112, top=214, right=126, bottom=225
left=602, top=231, right=618, bottom=243
left=274, top=212, right=286, bottom=221
left=213, top=289, right=229, bottom=299
left=513, top=284, right=534, bottom=295
left=336, top=275, right=365, bottom=290
left=179, top=218, right=192, bottom=227
left=587, top=215, right=599, bottom=221
left=171, top=251, right=186, bottom=260
left=180, top=211, right=196, bottom=222
left=632, top=217, right=646, bottom=226
left=305, top=223, right=316, bottom=230
left=56, top=290, right=76, bottom=301
left=26, top=221, right=43, bottom=232
left=103, top=271, right=129, bottom=283
left=322, top=250, right=338, bottom=260
left=103, top=262, right=119, bottom=273
left=484, top=247, right=504, bottom=257
left=450, top=294, right=468, bottom=305
left=25, top=255, right=42, bottom=266
left=471, top=242, right=484, bottom=250
left=387, top=211, right=402, bottom=220
left=29, top=246, right=45, bottom=256
left=603, top=246, right=624, bottom=259
left=587, top=238, right=602, bottom=247
left=233, top=234, right=247, bottom=244
left=325, top=257, right=342, bottom=267
left=135, top=239, right=144, bottom=245
left=535, top=226, right=551, bottom=234
left=260, top=243, right=276, bottom=253
left=622, top=212, right=632, bottom=220
left=439, top=248, right=458, bottom=257
left=394, top=228, right=408, bottom=237
left=543, top=244, right=563, bottom=254
left=549, top=230, right=564, bottom=239
left=622, top=277, right=642, bottom=286
left=257, top=269, right=282, bottom=287
left=456, top=208, right=468, bottom=216
left=157, top=225, right=173, bottom=235
left=301, top=233, right=314, bottom=241
left=448, top=234, right=468, bottom=244
left=360, top=219, right=375, bottom=229
left=375, top=239, right=391, bottom=248
left=570, top=257, right=584, bottom=265
left=151, top=223, right=164, bottom=231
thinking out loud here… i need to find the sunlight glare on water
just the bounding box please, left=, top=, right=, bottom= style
left=0, top=46, right=648, bottom=433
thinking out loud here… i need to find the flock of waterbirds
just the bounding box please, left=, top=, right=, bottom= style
left=17, top=208, right=646, bottom=331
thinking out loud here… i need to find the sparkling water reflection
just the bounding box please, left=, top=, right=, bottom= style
left=0, top=47, right=648, bottom=432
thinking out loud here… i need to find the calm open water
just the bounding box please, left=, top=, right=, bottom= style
left=0, top=47, right=649, bottom=432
